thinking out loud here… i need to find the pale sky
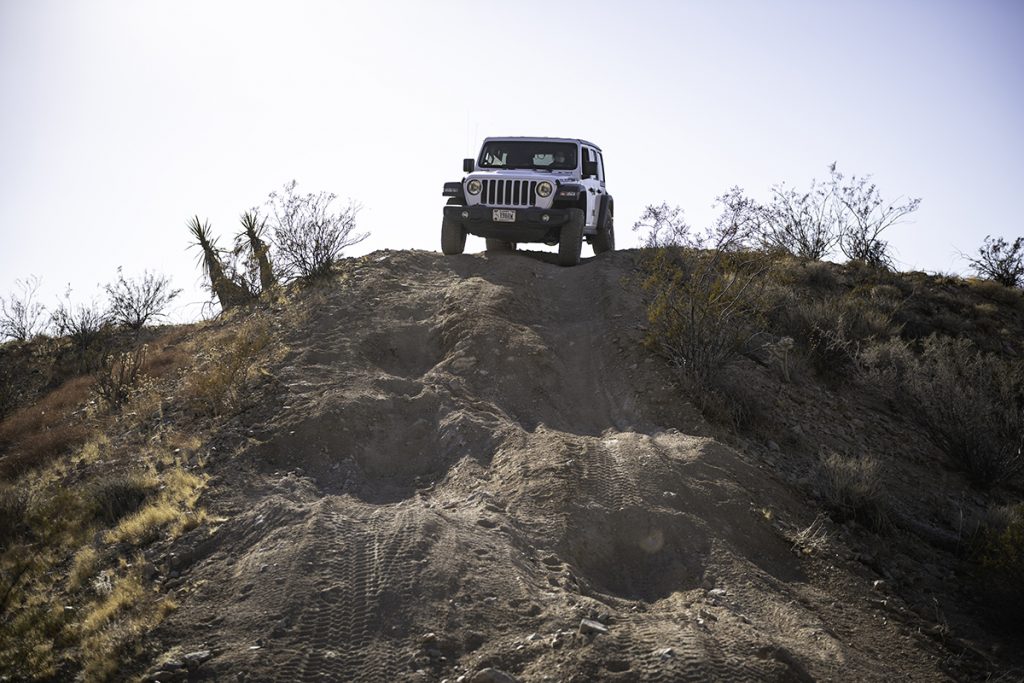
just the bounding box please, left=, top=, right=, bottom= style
left=2, top=0, right=1022, bottom=322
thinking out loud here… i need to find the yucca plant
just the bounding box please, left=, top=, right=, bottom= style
left=237, top=211, right=276, bottom=294
left=187, top=216, right=252, bottom=310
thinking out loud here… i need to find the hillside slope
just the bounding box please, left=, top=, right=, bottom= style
left=3, top=248, right=1022, bottom=681
left=129, top=249, right=1010, bottom=682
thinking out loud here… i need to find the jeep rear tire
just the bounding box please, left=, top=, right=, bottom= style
left=485, top=239, right=516, bottom=252
left=593, top=203, right=615, bottom=255
left=441, top=216, right=466, bottom=255
left=558, top=209, right=585, bottom=267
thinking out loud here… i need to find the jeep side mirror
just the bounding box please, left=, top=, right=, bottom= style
left=463, top=158, right=475, bottom=173
left=582, top=160, right=598, bottom=178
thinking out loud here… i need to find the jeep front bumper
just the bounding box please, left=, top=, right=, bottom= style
left=443, top=205, right=571, bottom=243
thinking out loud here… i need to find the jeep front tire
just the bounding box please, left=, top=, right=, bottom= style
left=441, top=215, right=466, bottom=255
left=558, top=209, right=585, bottom=267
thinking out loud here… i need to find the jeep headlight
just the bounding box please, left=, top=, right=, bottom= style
left=467, top=179, right=482, bottom=195
left=537, top=181, right=553, bottom=198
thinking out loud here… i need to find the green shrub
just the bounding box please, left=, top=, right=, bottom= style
left=640, top=247, right=773, bottom=386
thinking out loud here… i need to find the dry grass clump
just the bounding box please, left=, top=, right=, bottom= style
left=816, top=451, right=889, bottom=531
left=68, top=545, right=102, bottom=592
left=104, top=467, right=206, bottom=546
left=182, top=318, right=275, bottom=416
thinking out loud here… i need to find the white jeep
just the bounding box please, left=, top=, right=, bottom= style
left=441, top=137, right=614, bottom=266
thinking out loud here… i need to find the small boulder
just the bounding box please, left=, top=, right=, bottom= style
left=183, top=650, right=212, bottom=670
left=472, top=669, right=521, bottom=683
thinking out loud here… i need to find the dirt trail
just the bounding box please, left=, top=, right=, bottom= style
left=148, top=250, right=960, bottom=681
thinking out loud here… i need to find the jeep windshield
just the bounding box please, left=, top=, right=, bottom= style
left=478, top=141, right=578, bottom=171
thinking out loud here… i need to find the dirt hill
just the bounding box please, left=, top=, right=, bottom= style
left=2, top=248, right=1023, bottom=681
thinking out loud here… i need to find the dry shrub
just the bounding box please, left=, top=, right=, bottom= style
left=874, top=335, right=1024, bottom=484
left=88, top=470, right=157, bottom=526
left=93, top=345, right=148, bottom=410
left=182, top=319, right=273, bottom=416
left=816, top=451, right=889, bottom=531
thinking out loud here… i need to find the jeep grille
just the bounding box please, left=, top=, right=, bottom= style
left=481, top=179, right=538, bottom=207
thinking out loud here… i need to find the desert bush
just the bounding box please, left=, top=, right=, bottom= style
left=832, top=166, right=920, bottom=268
left=182, top=319, right=273, bottom=416
left=103, top=268, right=181, bottom=330
left=50, top=288, right=111, bottom=373
left=967, top=235, right=1024, bottom=288
left=816, top=451, right=889, bottom=531
left=266, top=180, right=367, bottom=280
left=635, top=198, right=772, bottom=387
left=88, top=471, right=156, bottom=526
left=857, top=337, right=916, bottom=386
left=0, top=275, right=47, bottom=342
left=868, top=335, right=1024, bottom=484
left=968, top=277, right=1024, bottom=309
left=640, top=247, right=773, bottom=386
left=50, top=288, right=108, bottom=350
left=93, top=345, right=148, bottom=410
left=632, top=202, right=692, bottom=248
left=756, top=176, right=841, bottom=260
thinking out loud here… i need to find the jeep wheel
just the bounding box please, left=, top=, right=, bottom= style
left=558, top=209, right=585, bottom=267
left=485, top=239, right=516, bottom=252
left=441, top=216, right=466, bottom=255
left=593, top=205, right=615, bottom=255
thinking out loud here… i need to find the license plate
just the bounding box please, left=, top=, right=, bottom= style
left=493, top=209, right=516, bottom=223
